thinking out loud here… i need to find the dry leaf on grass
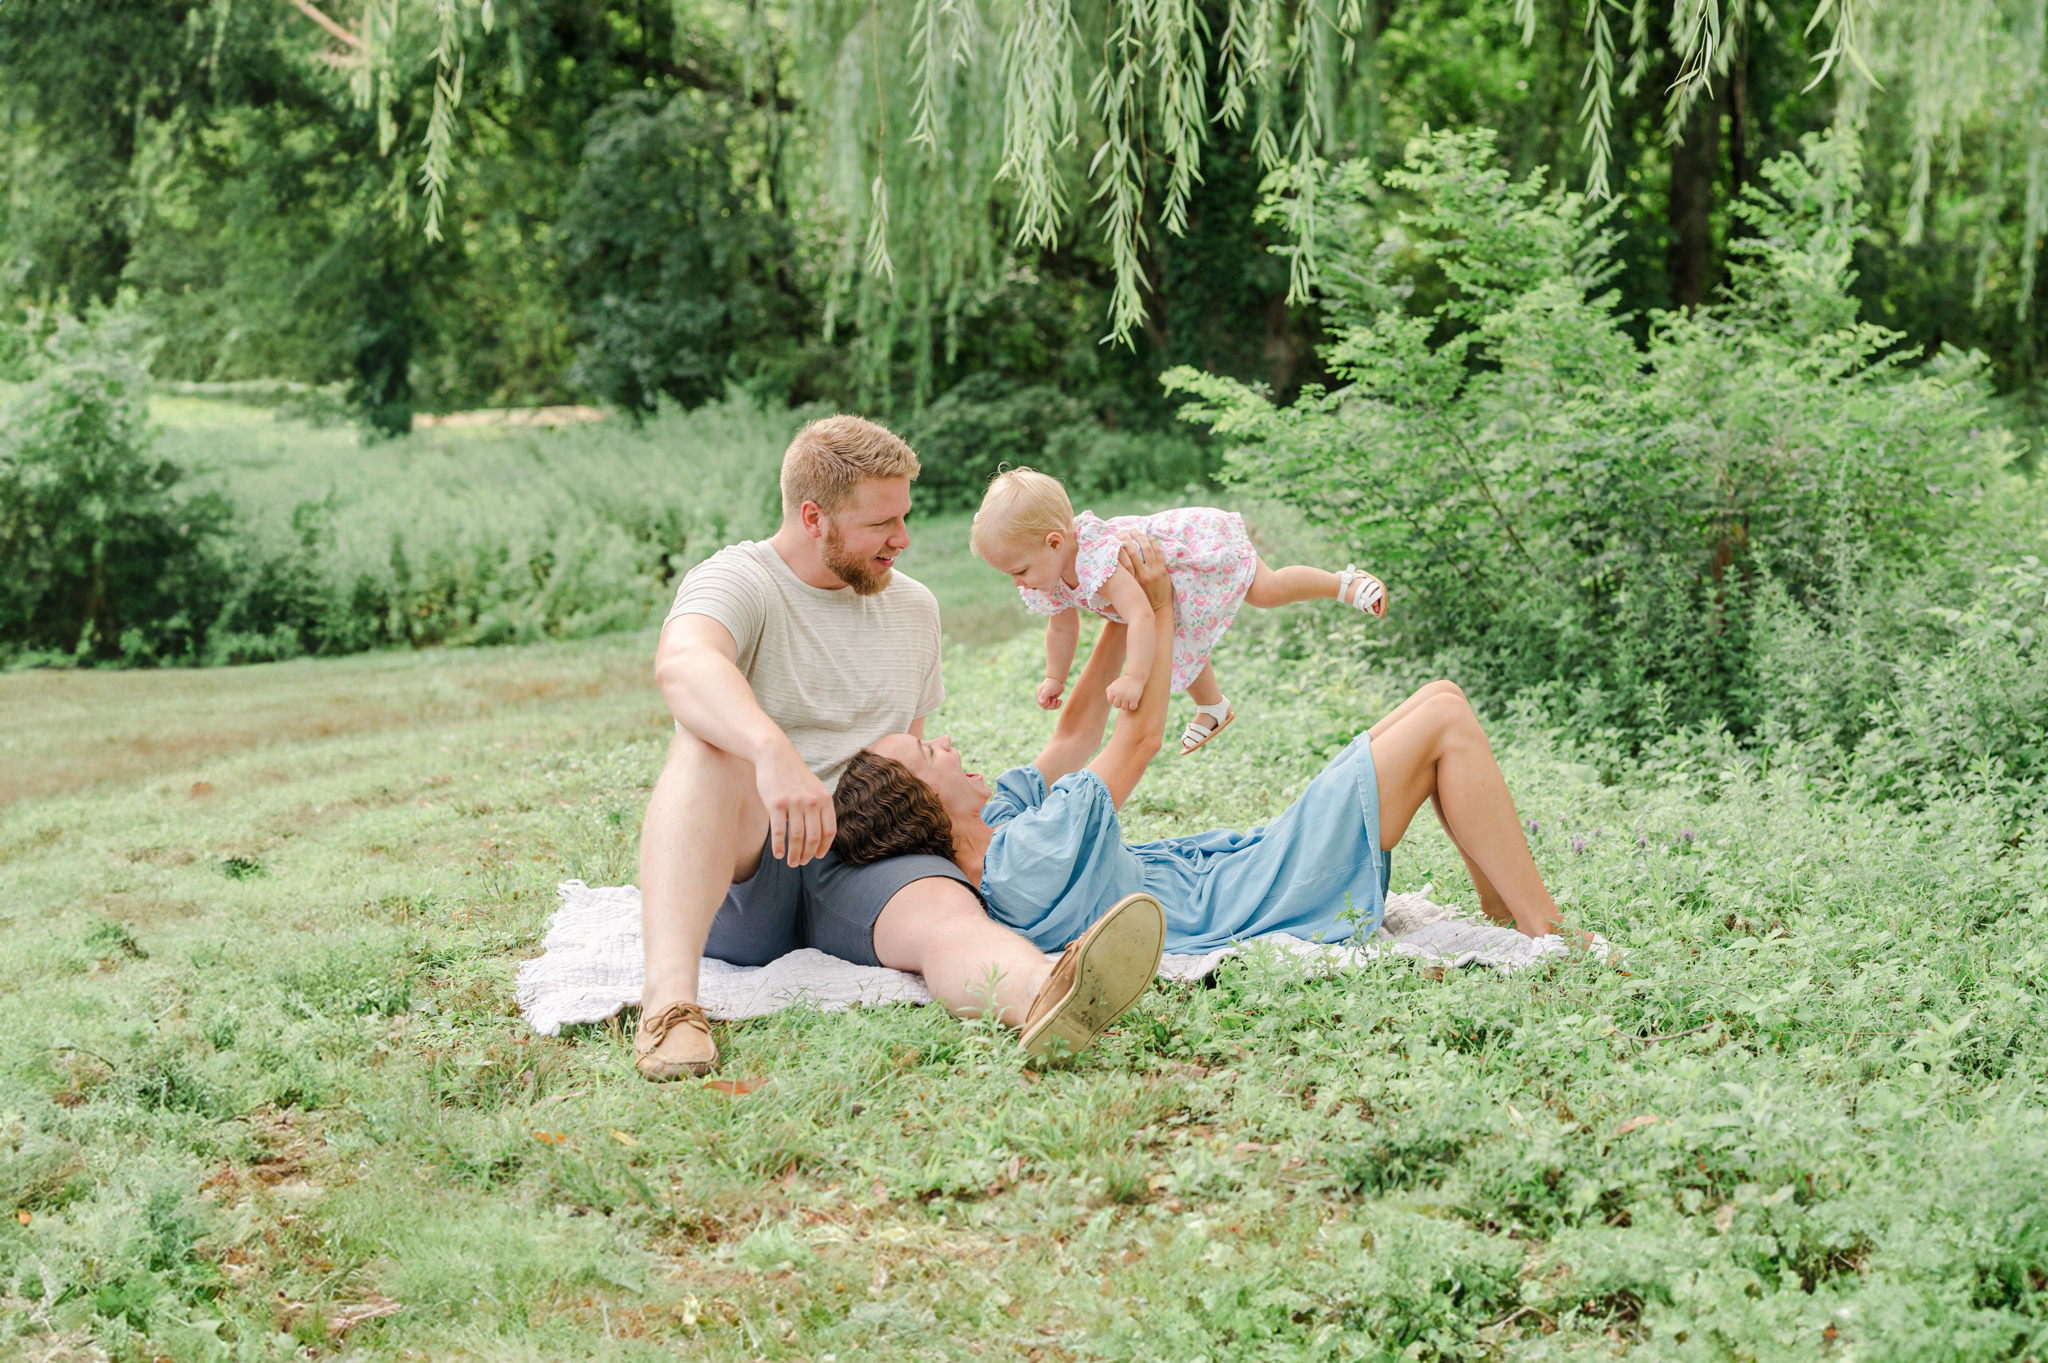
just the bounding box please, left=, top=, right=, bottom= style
left=704, top=1077, right=767, bottom=1096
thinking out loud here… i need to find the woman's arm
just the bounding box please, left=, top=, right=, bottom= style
left=1037, top=608, right=1081, bottom=710
left=1032, top=620, right=1124, bottom=784
left=1086, top=542, right=1176, bottom=809
left=1031, top=533, right=1171, bottom=786
left=1098, top=568, right=1156, bottom=712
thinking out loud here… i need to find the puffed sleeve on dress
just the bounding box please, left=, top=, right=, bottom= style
left=980, top=766, right=1048, bottom=827
left=978, top=768, right=1143, bottom=951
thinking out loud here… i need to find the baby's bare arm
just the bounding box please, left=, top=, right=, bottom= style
left=1045, top=608, right=1080, bottom=682
left=1037, top=608, right=1081, bottom=709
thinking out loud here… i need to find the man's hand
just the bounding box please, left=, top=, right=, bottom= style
left=1116, top=531, right=1173, bottom=611
left=1036, top=677, right=1066, bottom=711
left=755, top=742, right=835, bottom=866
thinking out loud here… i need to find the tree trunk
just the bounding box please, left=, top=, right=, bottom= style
left=1666, top=91, right=1720, bottom=310
left=1729, top=41, right=1750, bottom=202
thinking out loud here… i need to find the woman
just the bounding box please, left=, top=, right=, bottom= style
left=835, top=533, right=1563, bottom=963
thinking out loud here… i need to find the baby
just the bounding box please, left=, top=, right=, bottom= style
left=969, top=468, right=1387, bottom=754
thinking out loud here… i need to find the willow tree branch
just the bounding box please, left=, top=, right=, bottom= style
left=289, top=0, right=364, bottom=50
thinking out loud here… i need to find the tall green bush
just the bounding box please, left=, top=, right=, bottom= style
left=0, top=321, right=230, bottom=665
left=556, top=93, right=800, bottom=413
left=1166, top=130, right=2018, bottom=745
left=1752, top=506, right=2048, bottom=817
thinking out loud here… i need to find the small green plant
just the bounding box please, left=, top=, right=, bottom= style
left=83, top=921, right=146, bottom=960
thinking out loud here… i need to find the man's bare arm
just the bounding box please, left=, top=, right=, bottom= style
left=654, top=613, right=834, bottom=866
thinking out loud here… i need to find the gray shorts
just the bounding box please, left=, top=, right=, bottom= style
left=702, top=834, right=982, bottom=968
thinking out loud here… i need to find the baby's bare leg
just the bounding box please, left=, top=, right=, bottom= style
left=1185, top=662, right=1223, bottom=707
left=1244, top=556, right=1342, bottom=609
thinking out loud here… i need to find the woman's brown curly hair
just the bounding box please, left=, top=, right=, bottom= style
left=832, top=749, right=959, bottom=866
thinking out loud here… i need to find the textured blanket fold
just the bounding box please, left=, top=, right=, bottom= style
left=515, top=880, right=1587, bottom=1035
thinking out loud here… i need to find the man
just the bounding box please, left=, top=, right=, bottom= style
left=635, top=415, right=1164, bottom=1079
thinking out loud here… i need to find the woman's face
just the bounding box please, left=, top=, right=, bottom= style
left=870, top=733, right=991, bottom=818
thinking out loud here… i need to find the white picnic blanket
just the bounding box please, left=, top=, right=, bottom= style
left=515, top=880, right=1593, bottom=1035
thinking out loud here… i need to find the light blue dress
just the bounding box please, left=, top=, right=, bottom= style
left=977, top=730, right=1390, bottom=953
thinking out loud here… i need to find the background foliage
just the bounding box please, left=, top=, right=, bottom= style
left=15, top=0, right=2048, bottom=432
left=1171, top=127, right=2045, bottom=805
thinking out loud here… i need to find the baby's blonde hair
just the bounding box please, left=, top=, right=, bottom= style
left=969, top=467, right=1074, bottom=562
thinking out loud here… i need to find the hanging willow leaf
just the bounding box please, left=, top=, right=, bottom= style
left=1578, top=0, right=1616, bottom=201
left=1090, top=0, right=1151, bottom=342
left=997, top=0, right=1078, bottom=247
left=320, top=0, right=2048, bottom=357
left=1151, top=0, right=1209, bottom=237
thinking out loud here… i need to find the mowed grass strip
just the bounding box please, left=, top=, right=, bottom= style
left=1, top=622, right=2044, bottom=1360
left=0, top=635, right=663, bottom=806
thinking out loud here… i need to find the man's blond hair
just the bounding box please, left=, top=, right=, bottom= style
left=780, top=415, right=921, bottom=518
left=969, top=467, right=1074, bottom=562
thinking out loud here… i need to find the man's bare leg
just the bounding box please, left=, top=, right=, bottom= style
left=638, top=729, right=769, bottom=1012
left=1369, top=684, right=1560, bottom=937
left=872, top=879, right=1054, bottom=1026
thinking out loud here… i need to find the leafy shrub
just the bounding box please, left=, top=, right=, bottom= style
left=1755, top=520, right=2048, bottom=816
left=3, top=382, right=795, bottom=667
left=902, top=371, right=1215, bottom=511
left=0, top=319, right=231, bottom=665
left=1166, top=129, right=2019, bottom=747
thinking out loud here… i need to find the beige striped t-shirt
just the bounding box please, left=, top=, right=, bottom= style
left=665, top=539, right=944, bottom=788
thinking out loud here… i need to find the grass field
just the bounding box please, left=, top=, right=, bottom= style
left=3, top=574, right=2046, bottom=1360
left=3, top=395, right=2045, bottom=1361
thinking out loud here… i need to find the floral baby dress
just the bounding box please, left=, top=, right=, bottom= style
left=1017, top=507, right=1259, bottom=692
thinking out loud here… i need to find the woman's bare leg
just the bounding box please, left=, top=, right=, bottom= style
left=1369, top=683, right=1559, bottom=937
left=1367, top=679, right=1465, bottom=740
left=1426, top=791, right=1517, bottom=927
left=1244, top=557, right=1342, bottom=609
left=1366, top=683, right=1518, bottom=923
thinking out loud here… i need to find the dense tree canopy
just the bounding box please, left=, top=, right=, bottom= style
left=5, top=0, right=2048, bottom=433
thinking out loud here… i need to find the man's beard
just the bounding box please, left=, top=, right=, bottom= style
left=822, top=522, right=893, bottom=596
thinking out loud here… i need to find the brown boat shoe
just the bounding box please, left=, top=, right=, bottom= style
left=635, top=1001, right=719, bottom=1081
left=1019, top=892, right=1165, bottom=1064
